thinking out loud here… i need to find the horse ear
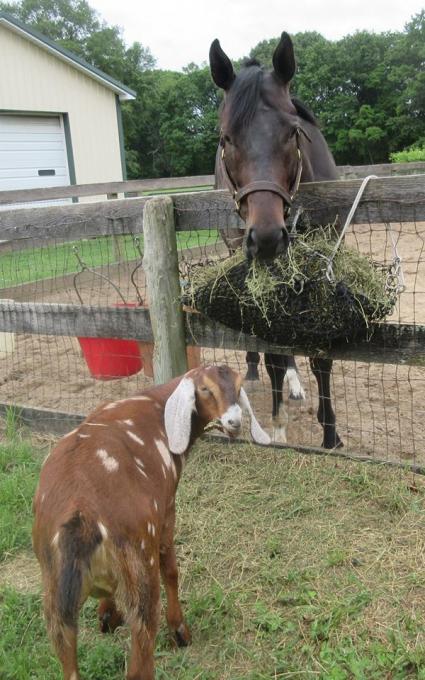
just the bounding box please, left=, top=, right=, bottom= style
left=272, top=32, right=296, bottom=85
left=209, top=39, right=235, bottom=91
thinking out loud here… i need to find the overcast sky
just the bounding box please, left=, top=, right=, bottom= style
left=88, top=0, right=425, bottom=70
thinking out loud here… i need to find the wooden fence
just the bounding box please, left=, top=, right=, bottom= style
left=1, top=164, right=425, bottom=432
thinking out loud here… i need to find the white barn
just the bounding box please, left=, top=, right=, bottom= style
left=0, top=11, right=136, bottom=196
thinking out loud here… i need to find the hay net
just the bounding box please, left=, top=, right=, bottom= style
left=183, top=225, right=399, bottom=348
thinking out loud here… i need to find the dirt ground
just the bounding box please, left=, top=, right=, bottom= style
left=1, top=221, right=424, bottom=464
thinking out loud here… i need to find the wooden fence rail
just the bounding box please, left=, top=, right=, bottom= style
left=1, top=175, right=425, bottom=246
left=0, top=161, right=424, bottom=206
left=0, top=301, right=423, bottom=366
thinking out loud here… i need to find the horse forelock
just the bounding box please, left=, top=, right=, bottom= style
left=225, top=66, right=264, bottom=135
left=224, top=64, right=318, bottom=137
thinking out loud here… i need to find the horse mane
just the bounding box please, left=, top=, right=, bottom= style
left=291, top=97, right=318, bottom=126
left=225, top=62, right=319, bottom=134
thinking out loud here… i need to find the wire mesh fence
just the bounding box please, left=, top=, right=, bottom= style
left=0, top=185, right=424, bottom=469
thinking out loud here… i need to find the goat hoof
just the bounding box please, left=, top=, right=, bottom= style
left=173, top=622, right=192, bottom=647
left=98, top=601, right=123, bottom=633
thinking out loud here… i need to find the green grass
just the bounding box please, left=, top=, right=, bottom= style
left=2, top=433, right=425, bottom=678
left=0, top=229, right=218, bottom=288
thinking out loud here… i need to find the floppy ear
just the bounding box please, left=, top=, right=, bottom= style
left=165, top=377, right=196, bottom=454
left=239, top=387, right=271, bottom=445
left=272, top=32, right=296, bottom=85
left=209, top=38, right=235, bottom=90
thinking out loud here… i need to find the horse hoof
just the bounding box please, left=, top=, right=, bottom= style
left=272, top=427, right=287, bottom=444
left=288, top=387, right=305, bottom=401
left=322, top=435, right=343, bottom=450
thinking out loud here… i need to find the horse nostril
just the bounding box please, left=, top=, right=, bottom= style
left=246, top=228, right=259, bottom=258
left=279, top=228, right=290, bottom=253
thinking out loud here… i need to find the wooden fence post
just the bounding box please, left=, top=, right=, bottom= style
left=143, top=196, right=188, bottom=383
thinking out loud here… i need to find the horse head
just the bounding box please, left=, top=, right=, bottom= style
left=210, top=32, right=311, bottom=260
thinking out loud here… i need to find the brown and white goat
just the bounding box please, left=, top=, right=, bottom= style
left=32, top=364, right=270, bottom=680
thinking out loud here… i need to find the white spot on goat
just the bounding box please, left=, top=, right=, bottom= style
left=141, top=539, right=145, bottom=551
left=103, top=402, right=118, bottom=410
left=78, top=433, right=90, bottom=439
left=150, top=556, right=155, bottom=566
left=153, top=499, right=158, bottom=512
left=98, top=522, right=108, bottom=539
left=120, top=419, right=134, bottom=427
left=129, top=396, right=152, bottom=402
left=86, top=422, right=108, bottom=427
left=51, top=531, right=60, bottom=548
left=155, top=439, right=176, bottom=479
left=96, top=448, right=119, bottom=473
left=134, top=457, right=148, bottom=478
left=147, top=522, right=156, bottom=537
left=127, top=431, right=145, bottom=446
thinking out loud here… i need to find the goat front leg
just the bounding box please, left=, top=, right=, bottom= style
left=160, top=516, right=191, bottom=647
left=265, top=353, right=288, bottom=443
left=309, top=357, right=343, bottom=449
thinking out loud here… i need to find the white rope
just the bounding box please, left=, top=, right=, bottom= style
left=326, top=175, right=377, bottom=282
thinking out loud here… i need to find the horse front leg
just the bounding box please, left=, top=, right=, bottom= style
left=286, top=356, right=306, bottom=400
left=309, top=357, right=343, bottom=449
left=265, top=353, right=288, bottom=443
left=245, top=351, right=260, bottom=381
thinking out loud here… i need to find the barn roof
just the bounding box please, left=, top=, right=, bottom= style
left=0, top=11, right=136, bottom=101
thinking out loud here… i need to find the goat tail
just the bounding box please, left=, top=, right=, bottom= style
left=56, top=511, right=102, bottom=627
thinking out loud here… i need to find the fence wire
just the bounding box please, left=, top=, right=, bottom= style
left=0, top=201, right=424, bottom=469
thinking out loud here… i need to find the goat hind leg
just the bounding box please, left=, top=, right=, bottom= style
left=127, top=573, right=160, bottom=680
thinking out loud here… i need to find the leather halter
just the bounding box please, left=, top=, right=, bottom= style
left=219, top=127, right=307, bottom=219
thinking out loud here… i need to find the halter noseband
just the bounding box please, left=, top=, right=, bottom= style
left=219, top=127, right=308, bottom=218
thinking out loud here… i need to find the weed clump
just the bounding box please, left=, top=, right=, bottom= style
left=184, top=228, right=397, bottom=348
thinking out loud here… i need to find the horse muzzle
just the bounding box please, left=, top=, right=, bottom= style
left=245, top=224, right=290, bottom=260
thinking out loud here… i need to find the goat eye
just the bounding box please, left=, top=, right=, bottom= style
left=199, top=386, right=211, bottom=396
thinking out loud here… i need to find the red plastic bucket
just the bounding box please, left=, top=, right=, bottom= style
left=78, top=303, right=142, bottom=380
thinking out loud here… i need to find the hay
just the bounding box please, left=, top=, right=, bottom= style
left=184, top=228, right=397, bottom=348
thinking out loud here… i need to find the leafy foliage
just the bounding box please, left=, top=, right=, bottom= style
left=1, top=0, right=424, bottom=174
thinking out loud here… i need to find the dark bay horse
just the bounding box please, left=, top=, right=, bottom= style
left=209, top=32, right=342, bottom=449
